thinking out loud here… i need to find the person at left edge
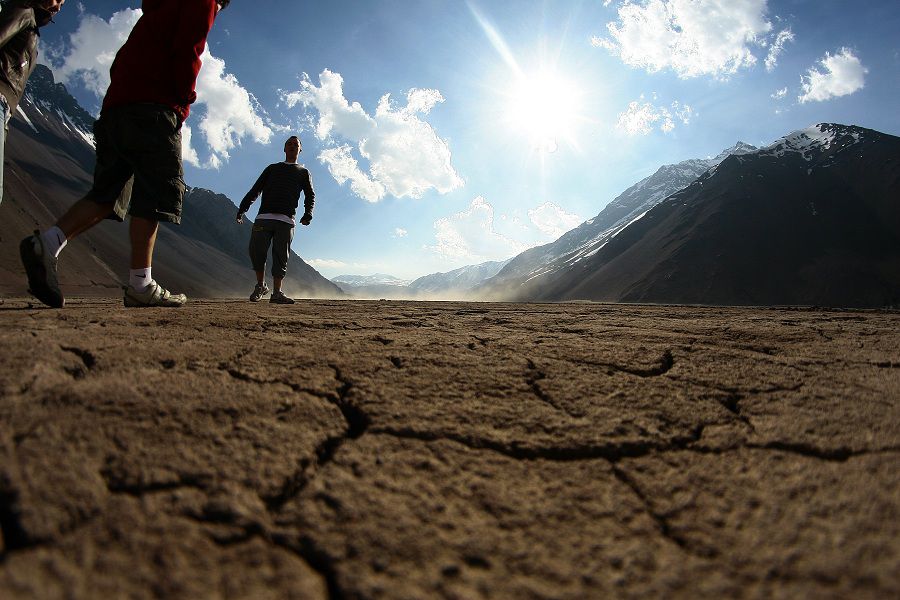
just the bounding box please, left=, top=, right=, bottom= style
left=0, top=0, right=66, bottom=205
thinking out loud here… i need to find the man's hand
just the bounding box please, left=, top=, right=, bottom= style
left=300, top=212, right=313, bottom=226
left=236, top=212, right=244, bottom=225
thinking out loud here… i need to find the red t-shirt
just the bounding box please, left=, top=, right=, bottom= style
left=102, top=0, right=217, bottom=122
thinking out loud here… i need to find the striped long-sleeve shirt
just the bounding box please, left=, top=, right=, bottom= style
left=238, top=162, right=315, bottom=218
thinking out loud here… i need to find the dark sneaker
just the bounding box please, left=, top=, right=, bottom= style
left=270, top=290, right=295, bottom=304
left=20, top=231, right=64, bottom=308
left=123, top=280, right=187, bottom=307
left=249, top=282, right=270, bottom=302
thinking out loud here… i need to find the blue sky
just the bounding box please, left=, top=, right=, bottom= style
left=36, top=1, right=900, bottom=279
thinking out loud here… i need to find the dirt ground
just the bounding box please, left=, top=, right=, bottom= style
left=0, top=298, right=897, bottom=599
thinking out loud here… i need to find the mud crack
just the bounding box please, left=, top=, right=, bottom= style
left=370, top=425, right=704, bottom=464
left=873, top=360, right=900, bottom=369
left=717, top=393, right=756, bottom=432
left=263, top=366, right=370, bottom=513
left=61, top=345, right=97, bottom=378
left=747, top=441, right=856, bottom=462
left=611, top=465, right=717, bottom=559
left=572, top=349, right=675, bottom=378
left=0, top=485, right=30, bottom=558
left=271, top=532, right=344, bottom=600
left=526, top=359, right=584, bottom=418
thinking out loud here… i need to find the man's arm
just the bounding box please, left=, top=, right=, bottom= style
left=237, top=166, right=270, bottom=222
left=300, top=170, right=315, bottom=226
left=171, top=1, right=217, bottom=119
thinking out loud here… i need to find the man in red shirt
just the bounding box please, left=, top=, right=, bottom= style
left=20, top=0, right=229, bottom=308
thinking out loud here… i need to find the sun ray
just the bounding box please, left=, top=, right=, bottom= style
left=467, top=2, right=522, bottom=76
left=468, top=3, right=589, bottom=156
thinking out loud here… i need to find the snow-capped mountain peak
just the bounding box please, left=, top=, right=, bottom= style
left=19, top=65, right=96, bottom=148
left=759, top=123, right=865, bottom=161
left=712, top=141, right=758, bottom=162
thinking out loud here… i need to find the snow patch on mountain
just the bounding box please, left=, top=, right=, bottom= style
left=758, top=123, right=863, bottom=162
left=538, top=142, right=757, bottom=274
left=15, top=106, right=38, bottom=133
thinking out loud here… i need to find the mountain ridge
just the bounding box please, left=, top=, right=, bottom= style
left=475, top=140, right=758, bottom=300
left=525, top=123, right=900, bottom=307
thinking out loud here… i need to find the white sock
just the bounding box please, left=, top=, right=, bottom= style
left=129, top=267, right=152, bottom=292
left=41, top=226, right=67, bottom=258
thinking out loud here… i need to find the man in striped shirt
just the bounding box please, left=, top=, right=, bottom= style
left=236, top=135, right=315, bottom=304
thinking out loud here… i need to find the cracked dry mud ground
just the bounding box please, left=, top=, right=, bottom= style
left=0, top=299, right=897, bottom=599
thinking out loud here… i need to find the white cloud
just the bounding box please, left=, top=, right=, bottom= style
left=193, top=50, right=273, bottom=164
left=798, top=48, right=867, bottom=103
left=50, top=8, right=272, bottom=169
left=180, top=124, right=201, bottom=168
left=282, top=69, right=374, bottom=141
left=284, top=69, right=464, bottom=202
left=764, top=28, right=795, bottom=72
left=429, top=197, right=527, bottom=261
left=771, top=87, right=788, bottom=100
left=527, top=203, right=584, bottom=239
left=616, top=97, right=693, bottom=135
left=318, top=145, right=386, bottom=203
left=50, top=8, right=141, bottom=97
left=393, top=228, right=408, bottom=238
left=671, top=100, right=693, bottom=124
left=594, top=0, right=773, bottom=79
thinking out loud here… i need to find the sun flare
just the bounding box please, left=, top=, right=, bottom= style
left=504, top=69, right=584, bottom=153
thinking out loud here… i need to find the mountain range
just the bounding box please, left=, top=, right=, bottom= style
left=475, top=141, right=759, bottom=300
left=2, top=67, right=897, bottom=308
left=0, top=65, right=342, bottom=299
left=496, top=124, right=900, bottom=307
left=331, top=260, right=511, bottom=299
left=297, top=123, right=900, bottom=308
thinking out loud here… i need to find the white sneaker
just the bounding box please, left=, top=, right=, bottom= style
left=269, top=290, right=295, bottom=304
left=123, top=280, right=187, bottom=307
left=250, top=282, right=270, bottom=302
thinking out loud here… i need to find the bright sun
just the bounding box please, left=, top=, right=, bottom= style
left=505, top=69, right=584, bottom=153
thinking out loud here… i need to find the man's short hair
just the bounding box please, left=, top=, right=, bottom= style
left=286, top=135, right=300, bottom=143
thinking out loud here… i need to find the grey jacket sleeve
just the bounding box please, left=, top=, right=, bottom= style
left=0, top=7, right=31, bottom=50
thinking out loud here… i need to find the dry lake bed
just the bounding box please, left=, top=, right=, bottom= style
left=0, top=298, right=898, bottom=599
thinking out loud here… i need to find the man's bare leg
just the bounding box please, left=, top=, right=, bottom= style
left=256, top=270, right=265, bottom=285
left=273, top=276, right=283, bottom=292
left=129, top=216, right=158, bottom=269
left=122, top=216, right=185, bottom=306
left=56, top=198, right=114, bottom=240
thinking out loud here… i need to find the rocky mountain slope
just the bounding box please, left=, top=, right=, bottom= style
left=407, top=258, right=511, bottom=298
left=0, top=65, right=342, bottom=299
left=476, top=142, right=757, bottom=300
left=525, top=124, right=900, bottom=307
